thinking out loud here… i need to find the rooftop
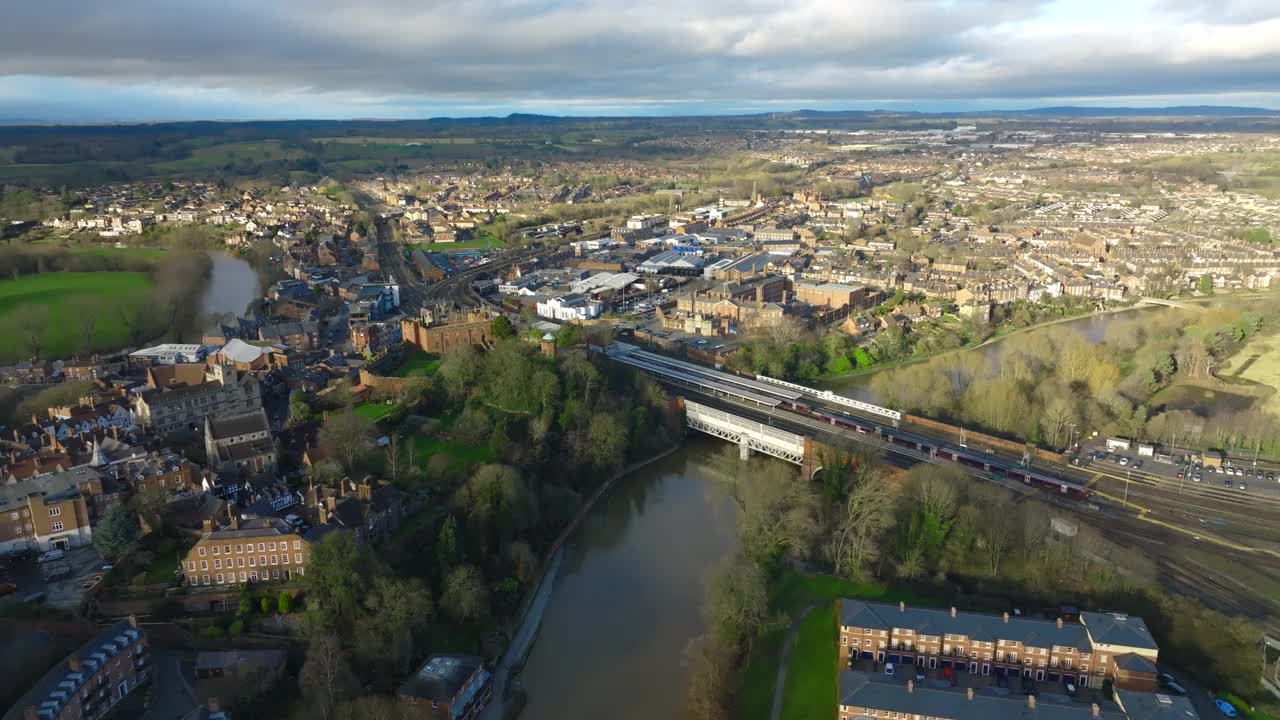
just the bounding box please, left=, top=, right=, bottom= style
left=398, top=654, right=487, bottom=702
left=841, top=600, right=1092, bottom=649
left=839, top=671, right=1126, bottom=720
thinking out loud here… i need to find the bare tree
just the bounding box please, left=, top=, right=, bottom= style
left=16, top=304, right=49, bottom=360
left=828, top=473, right=896, bottom=580
left=299, top=634, right=357, bottom=720
left=73, top=298, right=99, bottom=355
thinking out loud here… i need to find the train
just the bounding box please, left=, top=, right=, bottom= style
left=791, top=403, right=1091, bottom=500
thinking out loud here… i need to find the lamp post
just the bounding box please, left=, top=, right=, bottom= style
left=1124, top=468, right=1131, bottom=508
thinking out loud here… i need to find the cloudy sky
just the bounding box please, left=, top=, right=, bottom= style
left=1, top=0, right=1278, bottom=121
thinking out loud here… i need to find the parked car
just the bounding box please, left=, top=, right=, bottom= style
left=884, top=663, right=895, bottom=677
left=1238, top=483, right=1246, bottom=491
left=1194, top=473, right=1203, bottom=482
left=1065, top=681, right=1077, bottom=696
left=37, top=549, right=64, bottom=564
left=1215, top=698, right=1239, bottom=717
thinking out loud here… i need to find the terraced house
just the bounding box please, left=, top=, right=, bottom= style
left=182, top=516, right=311, bottom=587
left=839, top=601, right=1160, bottom=690
left=7, top=619, right=148, bottom=720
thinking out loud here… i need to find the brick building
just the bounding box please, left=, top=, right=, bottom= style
left=398, top=654, right=492, bottom=720
left=840, top=601, right=1159, bottom=690
left=6, top=619, right=148, bottom=720
left=400, top=312, right=493, bottom=355
left=182, top=516, right=311, bottom=587
left=0, top=467, right=99, bottom=554
left=133, top=364, right=262, bottom=436
left=793, top=281, right=875, bottom=309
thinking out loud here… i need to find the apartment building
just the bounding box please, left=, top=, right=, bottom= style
left=793, top=281, right=874, bottom=309
left=839, top=601, right=1159, bottom=690
left=6, top=619, right=148, bottom=720
left=133, top=364, right=262, bottom=436
left=398, top=654, right=492, bottom=720
left=0, top=467, right=98, bottom=554
left=182, top=516, right=311, bottom=587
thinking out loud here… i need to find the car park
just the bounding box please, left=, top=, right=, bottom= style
left=1118, top=457, right=1130, bottom=466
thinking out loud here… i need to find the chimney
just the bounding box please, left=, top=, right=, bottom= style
left=950, top=607, right=957, bottom=618
left=202, top=519, right=213, bottom=534
left=1057, top=617, right=1064, bottom=629
left=1091, top=703, right=1101, bottom=718
left=229, top=514, right=240, bottom=531
left=1028, top=695, right=1036, bottom=710
left=899, top=601, right=905, bottom=612
left=907, top=679, right=914, bottom=694
left=966, top=688, right=975, bottom=701
left=69, top=656, right=81, bottom=672
left=1002, top=612, right=1010, bottom=623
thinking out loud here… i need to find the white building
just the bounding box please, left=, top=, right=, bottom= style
left=128, top=344, right=211, bottom=367
left=536, top=294, right=603, bottom=322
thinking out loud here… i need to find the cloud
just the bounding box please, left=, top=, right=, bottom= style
left=0, top=0, right=1277, bottom=120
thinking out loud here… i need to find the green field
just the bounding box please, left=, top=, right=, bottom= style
left=354, top=401, right=398, bottom=421
left=741, top=573, right=939, bottom=720
left=389, top=348, right=442, bottom=378
left=0, top=271, right=154, bottom=362
left=1219, top=333, right=1280, bottom=415
left=410, top=433, right=495, bottom=473
left=152, top=140, right=303, bottom=174
left=781, top=604, right=837, bottom=720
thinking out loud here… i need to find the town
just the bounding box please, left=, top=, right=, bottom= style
left=1, top=110, right=1279, bottom=720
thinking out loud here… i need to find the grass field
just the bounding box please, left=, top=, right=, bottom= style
left=388, top=348, right=442, bottom=378
left=1219, top=333, right=1280, bottom=415
left=0, top=271, right=154, bottom=362
left=740, top=573, right=939, bottom=720
left=354, top=401, right=398, bottom=421
left=410, top=433, right=495, bottom=473
left=780, top=604, right=837, bottom=720
left=152, top=140, right=302, bottom=174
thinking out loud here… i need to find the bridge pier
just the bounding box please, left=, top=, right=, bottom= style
left=739, top=439, right=751, bottom=461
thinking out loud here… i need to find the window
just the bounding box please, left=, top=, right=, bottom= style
left=257, top=543, right=265, bottom=552
left=200, top=560, right=208, bottom=570
left=294, top=553, right=302, bottom=564
left=224, top=546, right=232, bottom=555
left=212, top=545, right=219, bottom=556
left=187, top=561, right=196, bottom=571
left=216, top=573, right=224, bottom=584
left=269, top=542, right=276, bottom=551
left=293, top=540, right=301, bottom=550
left=48, top=507, right=61, bottom=517
left=202, top=575, right=210, bottom=585
left=214, top=559, right=222, bottom=570
left=250, top=571, right=258, bottom=582
left=272, top=568, right=280, bottom=580
left=198, top=547, right=206, bottom=557
left=282, top=553, right=291, bottom=564
left=238, top=557, right=245, bottom=568
left=248, top=556, right=256, bottom=567
left=7, top=512, right=15, bottom=521
left=50, top=521, right=64, bottom=532
left=239, top=572, right=247, bottom=582
left=271, top=555, right=278, bottom=565
left=259, top=556, right=266, bottom=567
left=236, top=544, right=243, bottom=553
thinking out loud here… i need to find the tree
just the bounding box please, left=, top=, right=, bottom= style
left=490, top=315, right=516, bottom=339
left=441, top=565, right=488, bottom=622
left=303, top=532, right=366, bottom=633
left=277, top=591, right=293, bottom=614
left=92, top=506, right=138, bottom=562
left=714, top=451, right=819, bottom=567
left=436, top=514, right=461, bottom=571
left=828, top=472, right=895, bottom=580
left=288, top=391, right=312, bottom=427
left=299, top=634, right=358, bottom=720
left=355, top=576, right=434, bottom=675
left=72, top=298, right=99, bottom=355
left=133, top=487, right=169, bottom=535
left=704, top=557, right=768, bottom=648
left=16, top=304, right=49, bottom=360
left=683, top=633, right=733, bottom=720
left=318, top=404, right=376, bottom=475
left=454, top=465, right=538, bottom=547
left=1196, top=274, right=1214, bottom=295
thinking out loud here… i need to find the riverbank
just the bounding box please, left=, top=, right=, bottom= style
left=480, top=443, right=683, bottom=720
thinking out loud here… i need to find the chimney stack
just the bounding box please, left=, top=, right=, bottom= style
left=202, top=519, right=213, bottom=534
left=1091, top=703, right=1101, bottom=718
left=229, top=513, right=239, bottom=531
left=1027, top=695, right=1036, bottom=710
left=966, top=687, right=975, bottom=701
left=1057, top=617, right=1064, bottom=629
left=68, top=656, right=81, bottom=672
left=899, top=601, right=906, bottom=612
left=907, top=679, right=914, bottom=694
left=950, top=607, right=957, bottom=618
left=1002, top=612, right=1010, bottom=623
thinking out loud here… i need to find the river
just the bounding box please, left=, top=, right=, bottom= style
left=519, top=438, right=741, bottom=720
left=201, top=251, right=260, bottom=318
left=824, top=308, right=1157, bottom=402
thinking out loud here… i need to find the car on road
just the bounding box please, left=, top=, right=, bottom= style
left=1238, top=483, right=1246, bottom=491
left=1118, top=456, right=1130, bottom=466
left=1194, top=473, right=1203, bottom=482
left=1215, top=698, right=1239, bottom=717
